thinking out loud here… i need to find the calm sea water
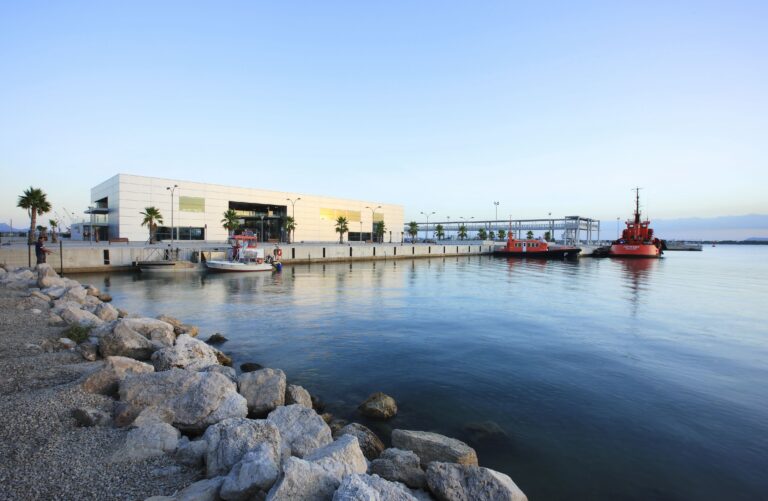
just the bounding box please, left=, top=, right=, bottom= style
left=74, top=246, right=768, bottom=500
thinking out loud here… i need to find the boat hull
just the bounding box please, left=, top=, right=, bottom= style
left=609, top=244, right=661, bottom=258
left=205, top=260, right=274, bottom=272
left=493, top=248, right=581, bottom=259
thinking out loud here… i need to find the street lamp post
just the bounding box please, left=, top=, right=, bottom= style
left=166, top=184, right=178, bottom=242
left=459, top=216, right=473, bottom=240
left=548, top=212, right=552, bottom=242
left=286, top=197, right=301, bottom=243
left=420, top=211, right=435, bottom=241
left=493, top=202, right=499, bottom=234
left=259, top=215, right=266, bottom=242
left=616, top=217, right=620, bottom=239
left=365, top=205, right=381, bottom=243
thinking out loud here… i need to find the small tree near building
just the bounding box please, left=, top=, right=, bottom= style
left=478, top=228, right=487, bottom=240
left=407, top=221, right=419, bottom=242
left=526, top=230, right=535, bottom=239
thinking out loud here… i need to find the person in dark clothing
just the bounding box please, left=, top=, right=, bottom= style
left=35, top=237, right=52, bottom=265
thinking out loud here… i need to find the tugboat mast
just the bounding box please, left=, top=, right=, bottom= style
left=634, top=187, right=642, bottom=224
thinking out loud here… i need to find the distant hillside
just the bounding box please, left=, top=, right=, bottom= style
left=652, top=214, right=768, bottom=241
left=0, top=223, right=23, bottom=232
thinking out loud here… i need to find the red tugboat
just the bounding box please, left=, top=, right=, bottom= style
left=610, top=188, right=663, bottom=258
left=494, top=235, right=581, bottom=259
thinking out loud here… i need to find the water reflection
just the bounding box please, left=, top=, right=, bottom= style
left=615, top=258, right=658, bottom=316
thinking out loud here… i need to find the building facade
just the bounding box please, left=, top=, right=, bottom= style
left=88, top=174, right=404, bottom=243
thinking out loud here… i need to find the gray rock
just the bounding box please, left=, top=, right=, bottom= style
left=48, top=312, right=64, bottom=325
left=240, top=362, right=262, bottom=373
left=175, top=436, right=208, bottom=467
left=286, top=384, right=313, bottom=408
left=334, top=423, right=385, bottom=461
left=201, top=365, right=238, bottom=383
left=370, top=448, right=426, bottom=489
left=266, top=457, right=339, bottom=501
left=238, top=368, right=286, bottom=416
left=77, top=341, right=99, bottom=361
left=206, top=333, right=228, bottom=345
left=305, top=434, right=368, bottom=477
left=425, top=462, right=527, bottom=501
left=100, top=321, right=160, bottom=360
left=220, top=442, right=280, bottom=501
left=151, top=334, right=220, bottom=371
left=175, top=476, right=225, bottom=501
left=85, top=284, right=101, bottom=296
left=391, top=430, right=477, bottom=467
left=71, top=407, right=112, bottom=427
left=119, top=368, right=248, bottom=433
left=30, top=290, right=51, bottom=303
left=202, top=417, right=282, bottom=478
left=94, top=302, right=119, bottom=322
left=62, top=285, right=88, bottom=304
left=131, top=406, right=175, bottom=428
left=119, top=422, right=180, bottom=461
left=37, top=264, right=62, bottom=288
left=97, top=292, right=113, bottom=302
left=358, top=392, right=398, bottom=420
left=82, top=356, right=155, bottom=395
left=58, top=337, right=77, bottom=350
left=42, top=285, right=67, bottom=299
left=333, top=474, right=420, bottom=501
left=59, top=304, right=104, bottom=328
left=267, top=404, right=333, bottom=458
left=120, top=317, right=176, bottom=346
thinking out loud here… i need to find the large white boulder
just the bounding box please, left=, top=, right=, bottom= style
left=151, top=334, right=220, bottom=371
left=119, top=368, right=248, bottom=433
left=81, top=356, right=154, bottom=395
left=59, top=304, right=104, bottom=328
left=62, top=285, right=88, bottom=304
left=266, top=457, right=339, bottom=501
left=304, top=434, right=368, bottom=477
left=425, top=462, right=527, bottom=501
left=119, top=421, right=180, bottom=461
left=267, top=404, right=332, bottom=458
left=220, top=442, right=280, bottom=501
left=120, top=317, right=176, bottom=346
left=285, top=384, right=313, bottom=408
left=333, top=474, right=421, bottom=501
left=94, top=302, right=119, bottom=322
left=37, top=264, right=66, bottom=289
left=100, top=321, right=159, bottom=360
left=238, top=368, right=286, bottom=416
left=391, top=430, right=478, bottom=467
left=202, top=417, right=282, bottom=478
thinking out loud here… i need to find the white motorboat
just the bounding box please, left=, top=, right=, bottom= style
left=205, top=235, right=280, bottom=273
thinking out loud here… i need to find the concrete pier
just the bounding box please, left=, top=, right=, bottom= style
left=0, top=241, right=497, bottom=273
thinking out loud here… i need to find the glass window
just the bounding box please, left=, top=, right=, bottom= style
left=320, top=208, right=361, bottom=222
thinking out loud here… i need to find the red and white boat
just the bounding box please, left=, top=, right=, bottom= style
left=493, top=235, right=581, bottom=259
left=610, top=189, right=663, bottom=258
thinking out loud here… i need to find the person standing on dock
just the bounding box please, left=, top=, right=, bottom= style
left=35, top=236, right=52, bottom=265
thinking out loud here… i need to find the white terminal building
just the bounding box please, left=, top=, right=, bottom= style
left=82, top=174, right=404, bottom=244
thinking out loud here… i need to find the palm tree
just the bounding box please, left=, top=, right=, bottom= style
left=407, top=221, right=419, bottom=242
left=526, top=230, right=534, bottom=239
left=140, top=207, right=163, bottom=243
left=544, top=231, right=552, bottom=242
left=374, top=220, right=386, bottom=243
left=458, top=224, right=467, bottom=241
left=49, top=219, right=58, bottom=243
left=488, top=230, right=495, bottom=240
left=284, top=216, right=296, bottom=243
left=36, top=225, right=48, bottom=240
left=498, top=229, right=506, bottom=240
left=335, top=216, right=349, bottom=243
left=435, top=224, right=445, bottom=240
left=17, top=187, right=51, bottom=244
left=478, top=228, right=487, bottom=240
left=221, top=209, right=240, bottom=237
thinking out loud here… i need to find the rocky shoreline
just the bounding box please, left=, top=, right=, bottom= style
left=0, top=264, right=527, bottom=501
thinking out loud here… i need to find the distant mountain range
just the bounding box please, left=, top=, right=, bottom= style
left=0, top=223, right=22, bottom=232
left=650, top=214, right=768, bottom=241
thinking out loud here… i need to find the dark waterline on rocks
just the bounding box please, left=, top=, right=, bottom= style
left=74, top=246, right=768, bottom=500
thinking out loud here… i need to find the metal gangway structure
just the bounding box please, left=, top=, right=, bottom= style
left=404, top=216, right=601, bottom=245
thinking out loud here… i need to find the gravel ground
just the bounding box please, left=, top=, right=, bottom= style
left=0, top=288, right=202, bottom=501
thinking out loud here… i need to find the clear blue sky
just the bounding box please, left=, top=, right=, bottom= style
left=1, top=1, right=766, bottom=229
